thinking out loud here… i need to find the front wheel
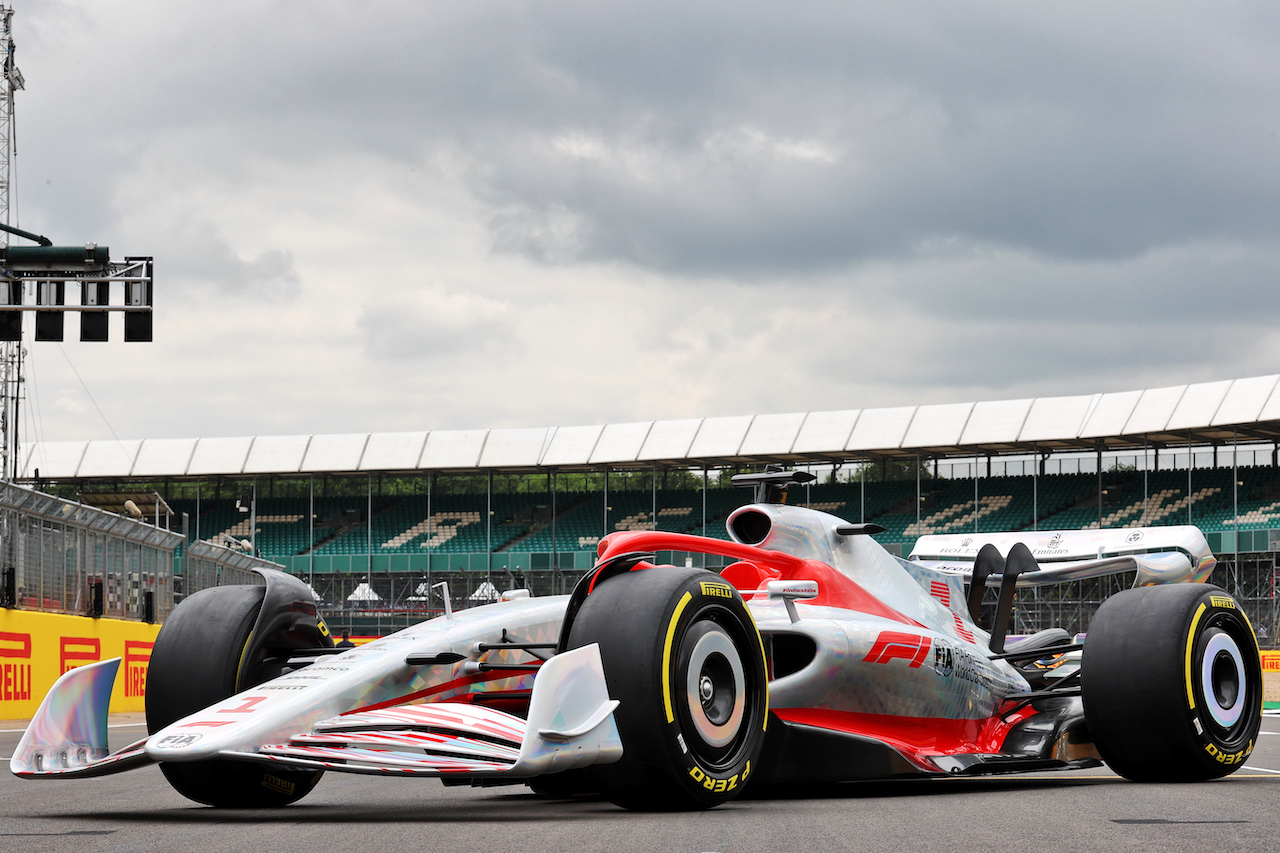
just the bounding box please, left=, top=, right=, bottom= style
left=566, top=566, right=769, bottom=810
left=1082, top=583, right=1263, bottom=781
left=147, top=584, right=324, bottom=807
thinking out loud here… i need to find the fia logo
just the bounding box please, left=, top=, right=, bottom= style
left=933, top=644, right=955, bottom=677
left=156, top=734, right=203, bottom=749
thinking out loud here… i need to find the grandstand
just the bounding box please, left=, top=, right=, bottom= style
left=15, top=374, right=1280, bottom=637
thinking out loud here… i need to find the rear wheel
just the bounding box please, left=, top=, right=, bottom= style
left=147, top=585, right=323, bottom=807
left=566, top=567, right=768, bottom=810
left=1082, top=583, right=1262, bottom=781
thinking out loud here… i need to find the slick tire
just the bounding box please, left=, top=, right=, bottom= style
left=1082, top=583, right=1262, bottom=781
left=146, top=585, right=323, bottom=807
left=566, top=567, right=768, bottom=810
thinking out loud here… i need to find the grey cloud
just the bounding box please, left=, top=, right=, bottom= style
left=159, top=222, right=301, bottom=301
left=356, top=288, right=520, bottom=362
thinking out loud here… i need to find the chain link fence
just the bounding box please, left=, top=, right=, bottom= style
left=179, top=540, right=275, bottom=600
left=311, top=569, right=589, bottom=636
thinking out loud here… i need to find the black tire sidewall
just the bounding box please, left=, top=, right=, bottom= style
left=1082, top=583, right=1263, bottom=781
left=567, top=567, right=768, bottom=809
left=147, top=585, right=322, bottom=807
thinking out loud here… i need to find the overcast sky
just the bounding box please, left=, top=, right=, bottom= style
left=8, top=1, right=1280, bottom=444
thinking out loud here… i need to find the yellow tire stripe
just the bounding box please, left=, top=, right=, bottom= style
left=743, top=604, right=769, bottom=732
left=1185, top=602, right=1207, bottom=710
left=1236, top=605, right=1264, bottom=718
left=235, top=631, right=255, bottom=692
left=663, top=592, right=694, bottom=723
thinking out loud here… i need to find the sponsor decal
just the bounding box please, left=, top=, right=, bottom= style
left=699, top=581, right=734, bottom=600
left=863, top=632, right=931, bottom=668
left=1204, top=741, right=1250, bottom=765
left=220, top=696, right=267, bottom=714
left=933, top=644, right=954, bottom=677
left=1045, top=533, right=1063, bottom=551
left=931, top=639, right=992, bottom=690
left=261, top=773, right=297, bottom=796
left=1209, top=595, right=1236, bottom=610
left=1126, top=531, right=1144, bottom=543
left=688, top=760, right=749, bottom=792
left=124, top=640, right=152, bottom=698
left=1261, top=651, right=1280, bottom=673
left=0, top=631, right=32, bottom=702
left=156, top=734, right=203, bottom=749
left=60, top=636, right=101, bottom=674
left=960, top=538, right=973, bottom=547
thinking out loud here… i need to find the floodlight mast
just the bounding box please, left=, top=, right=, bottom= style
left=0, top=5, right=21, bottom=482
left=0, top=8, right=155, bottom=482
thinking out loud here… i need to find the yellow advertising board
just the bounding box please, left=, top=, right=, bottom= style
left=0, top=609, right=160, bottom=720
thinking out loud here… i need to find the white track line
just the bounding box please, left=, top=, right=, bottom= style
left=1244, top=766, right=1280, bottom=774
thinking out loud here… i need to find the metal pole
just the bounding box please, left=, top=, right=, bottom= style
left=426, top=473, right=432, bottom=607
left=1234, top=429, right=1239, bottom=595
left=1097, top=445, right=1103, bottom=527
left=308, top=475, right=314, bottom=587
left=487, top=469, right=493, bottom=598
left=249, top=480, right=257, bottom=555
left=1146, top=438, right=1157, bottom=525
left=702, top=466, right=708, bottom=567
left=1032, top=444, right=1038, bottom=531
left=551, top=470, right=558, bottom=595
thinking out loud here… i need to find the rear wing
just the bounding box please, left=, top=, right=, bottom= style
left=908, top=526, right=1216, bottom=587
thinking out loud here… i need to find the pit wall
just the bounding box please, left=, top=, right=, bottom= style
left=0, top=610, right=161, bottom=720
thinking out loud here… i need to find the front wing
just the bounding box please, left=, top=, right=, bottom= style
left=10, top=643, right=621, bottom=780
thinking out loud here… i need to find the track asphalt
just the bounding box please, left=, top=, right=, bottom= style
left=1, top=714, right=1278, bottom=853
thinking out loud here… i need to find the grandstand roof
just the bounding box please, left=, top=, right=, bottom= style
left=20, top=374, right=1280, bottom=480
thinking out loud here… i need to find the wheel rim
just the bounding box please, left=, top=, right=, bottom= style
left=683, top=623, right=747, bottom=749
left=1201, top=629, right=1247, bottom=730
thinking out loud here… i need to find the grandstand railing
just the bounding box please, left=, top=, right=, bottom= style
left=0, top=482, right=183, bottom=622
left=180, top=540, right=277, bottom=600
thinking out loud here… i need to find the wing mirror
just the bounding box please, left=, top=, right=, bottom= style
left=765, top=580, right=818, bottom=623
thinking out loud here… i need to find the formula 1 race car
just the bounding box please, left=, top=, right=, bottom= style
left=10, top=469, right=1265, bottom=810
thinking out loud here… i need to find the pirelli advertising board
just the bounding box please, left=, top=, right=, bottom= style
left=0, top=610, right=160, bottom=720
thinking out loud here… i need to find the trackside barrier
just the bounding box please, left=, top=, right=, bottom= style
left=0, top=609, right=160, bottom=720
left=1263, top=651, right=1280, bottom=708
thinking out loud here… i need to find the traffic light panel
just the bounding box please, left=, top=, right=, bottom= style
left=0, top=281, right=20, bottom=342
left=80, top=281, right=109, bottom=342
left=34, top=280, right=64, bottom=342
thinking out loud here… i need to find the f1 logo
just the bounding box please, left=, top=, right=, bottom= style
left=863, top=631, right=931, bottom=668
